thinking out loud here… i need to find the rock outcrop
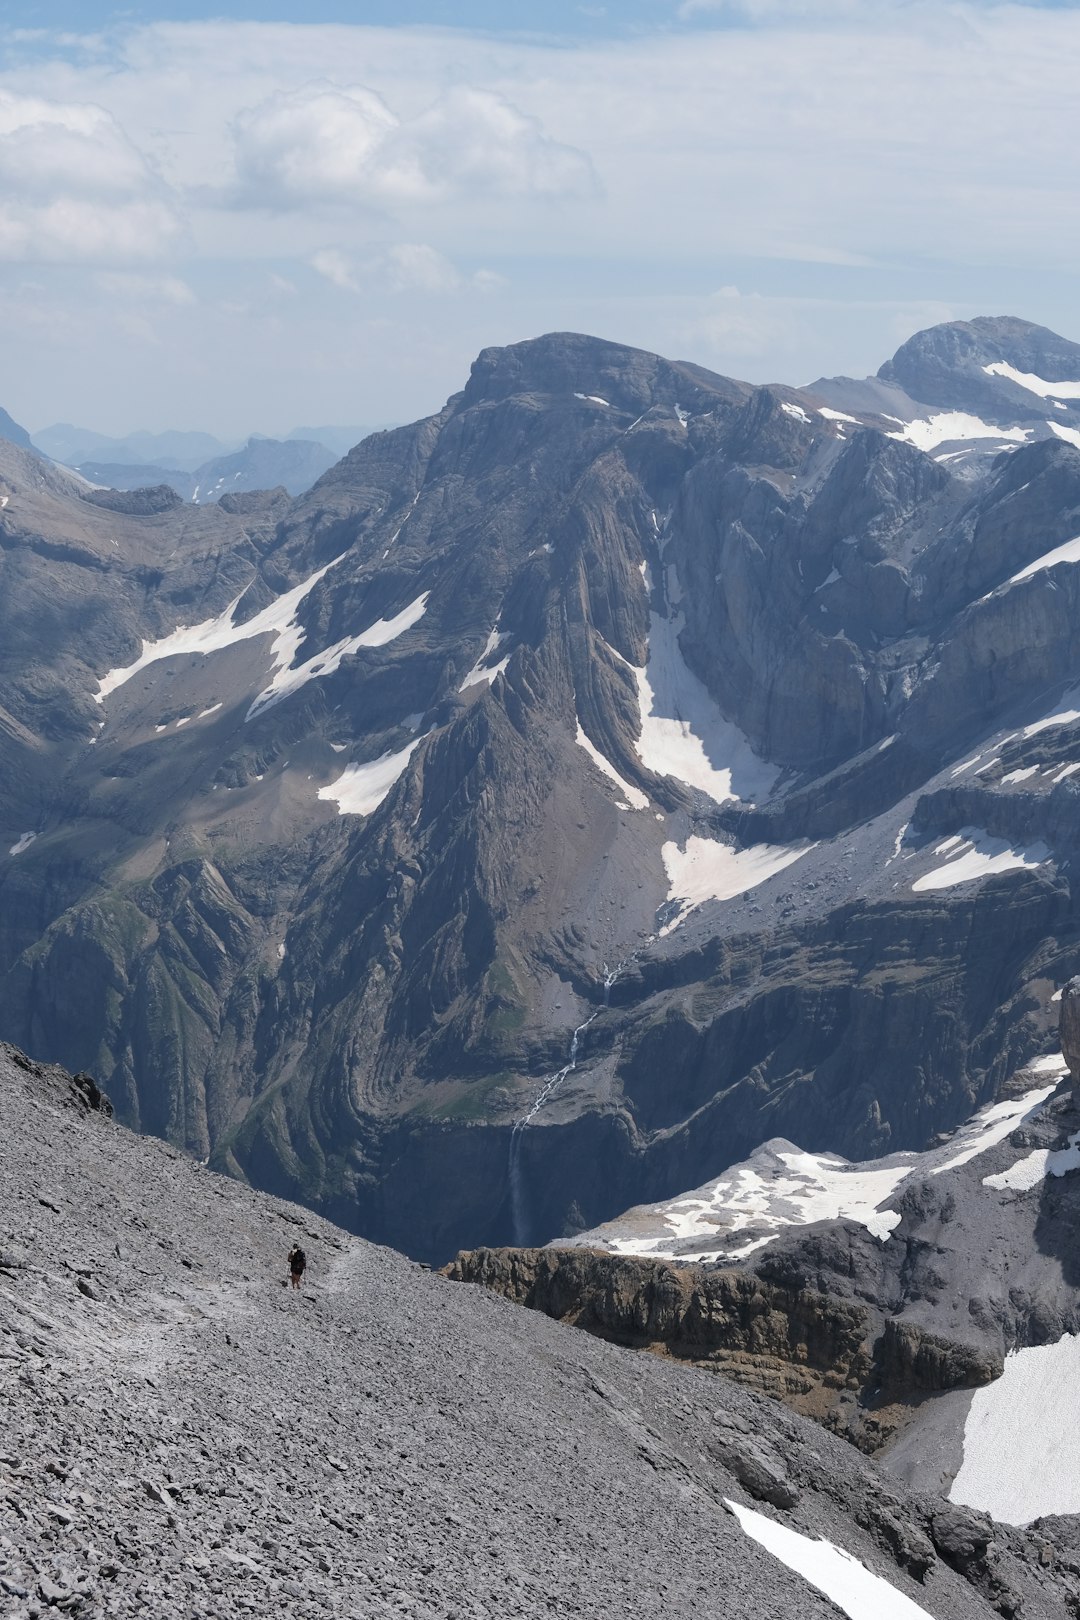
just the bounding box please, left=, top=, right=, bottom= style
left=1060, top=978, right=1080, bottom=1100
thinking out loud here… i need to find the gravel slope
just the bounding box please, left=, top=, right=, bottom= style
left=1, top=1046, right=1068, bottom=1619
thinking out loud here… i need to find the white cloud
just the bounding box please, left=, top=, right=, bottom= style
left=310, top=246, right=360, bottom=292
left=0, top=89, right=179, bottom=261
left=230, top=79, right=595, bottom=211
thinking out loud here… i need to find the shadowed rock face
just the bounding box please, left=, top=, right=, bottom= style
left=1060, top=978, right=1080, bottom=1099
left=2, top=322, right=1080, bottom=1260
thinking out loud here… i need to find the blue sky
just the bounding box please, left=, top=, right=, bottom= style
left=2, top=3, right=1080, bottom=438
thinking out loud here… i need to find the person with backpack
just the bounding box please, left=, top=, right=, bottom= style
left=288, top=1244, right=306, bottom=1289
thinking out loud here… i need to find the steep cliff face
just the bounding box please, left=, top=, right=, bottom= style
left=3, top=322, right=1080, bottom=1261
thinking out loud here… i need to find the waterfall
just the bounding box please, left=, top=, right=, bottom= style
left=507, top=946, right=646, bottom=1246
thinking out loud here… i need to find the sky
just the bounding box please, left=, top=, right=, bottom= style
left=2, top=1, right=1080, bottom=439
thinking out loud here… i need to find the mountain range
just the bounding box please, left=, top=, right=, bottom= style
left=1, top=314, right=1080, bottom=1277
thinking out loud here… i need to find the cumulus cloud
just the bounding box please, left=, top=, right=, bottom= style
left=231, top=81, right=595, bottom=210
left=0, top=90, right=180, bottom=261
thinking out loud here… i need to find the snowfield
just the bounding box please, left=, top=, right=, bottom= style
left=660, top=836, right=814, bottom=934
left=912, top=829, right=1050, bottom=891
left=950, top=1333, right=1080, bottom=1524
left=633, top=604, right=778, bottom=806
left=561, top=1075, right=1060, bottom=1263
left=318, top=736, right=426, bottom=817
left=887, top=413, right=1029, bottom=454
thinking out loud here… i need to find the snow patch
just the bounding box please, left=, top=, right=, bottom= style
left=459, top=626, right=511, bottom=692
left=573, top=392, right=609, bottom=407
left=1000, top=765, right=1041, bottom=785
left=96, top=562, right=337, bottom=706
left=983, top=361, right=1080, bottom=400
left=1048, top=420, right=1080, bottom=451
left=1001, top=532, right=1080, bottom=589
left=198, top=702, right=222, bottom=718
left=982, top=1129, right=1080, bottom=1192
left=912, top=829, right=1049, bottom=891
left=725, top=1500, right=936, bottom=1619
left=317, top=736, right=426, bottom=817
left=887, top=413, right=1029, bottom=454
left=567, top=1077, right=1057, bottom=1264
left=661, top=836, right=813, bottom=934
left=780, top=401, right=810, bottom=424
left=931, top=1076, right=1061, bottom=1174
left=634, top=609, right=778, bottom=806
left=817, top=406, right=860, bottom=425
left=8, top=832, right=37, bottom=857
left=575, top=722, right=649, bottom=810
left=1023, top=686, right=1080, bottom=737
left=951, top=1332, right=1080, bottom=1524
left=249, top=592, right=430, bottom=719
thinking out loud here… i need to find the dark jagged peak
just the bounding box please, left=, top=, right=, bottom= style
left=460, top=330, right=751, bottom=417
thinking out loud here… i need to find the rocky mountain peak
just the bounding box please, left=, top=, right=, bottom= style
left=460, top=330, right=748, bottom=416
left=878, top=315, right=1080, bottom=419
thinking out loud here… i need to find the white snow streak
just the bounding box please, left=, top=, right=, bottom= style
left=1023, top=686, right=1080, bottom=737
left=983, top=361, right=1080, bottom=400
left=931, top=1074, right=1062, bottom=1174
left=95, top=562, right=429, bottom=724
left=912, top=829, right=1049, bottom=891
left=1048, top=420, right=1080, bottom=451
left=248, top=592, right=429, bottom=720
left=575, top=722, right=649, bottom=810
left=725, top=1500, right=936, bottom=1620
left=1002, top=532, right=1080, bottom=588
left=8, top=832, right=36, bottom=857
left=951, top=1333, right=1080, bottom=1524
left=597, top=1142, right=906, bottom=1263
left=317, top=736, right=426, bottom=817
left=780, top=401, right=810, bottom=424
left=459, top=626, right=511, bottom=692
left=95, top=564, right=335, bottom=704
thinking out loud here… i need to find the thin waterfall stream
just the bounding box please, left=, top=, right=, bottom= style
left=507, top=947, right=644, bottom=1245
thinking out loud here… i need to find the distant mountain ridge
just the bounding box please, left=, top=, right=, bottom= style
left=77, top=435, right=339, bottom=503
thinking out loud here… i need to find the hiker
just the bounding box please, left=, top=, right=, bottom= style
left=288, top=1244, right=306, bottom=1289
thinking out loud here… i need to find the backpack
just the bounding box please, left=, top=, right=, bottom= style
left=291, top=1247, right=306, bottom=1271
